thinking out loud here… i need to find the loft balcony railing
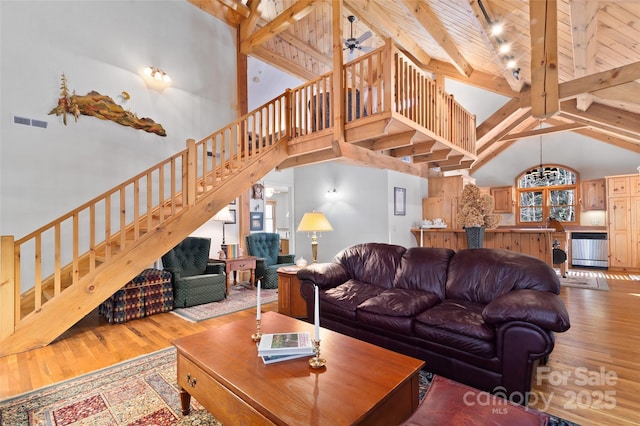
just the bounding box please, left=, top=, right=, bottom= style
left=1, top=39, right=475, bottom=349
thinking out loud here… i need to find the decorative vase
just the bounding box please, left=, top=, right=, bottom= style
left=465, top=226, right=485, bottom=249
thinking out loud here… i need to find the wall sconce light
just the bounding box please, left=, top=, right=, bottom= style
left=144, top=66, right=171, bottom=83
left=325, top=188, right=338, bottom=199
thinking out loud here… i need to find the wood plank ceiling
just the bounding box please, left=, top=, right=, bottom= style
left=188, top=0, right=640, bottom=171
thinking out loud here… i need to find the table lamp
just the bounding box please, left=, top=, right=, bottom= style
left=297, top=211, right=333, bottom=263
left=213, top=206, right=234, bottom=251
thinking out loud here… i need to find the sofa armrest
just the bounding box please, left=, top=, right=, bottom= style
left=482, top=289, right=571, bottom=332
left=278, top=254, right=295, bottom=264
left=205, top=261, right=225, bottom=274
left=296, top=262, right=349, bottom=290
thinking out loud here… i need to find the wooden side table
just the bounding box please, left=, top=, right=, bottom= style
left=218, top=256, right=257, bottom=294
left=276, top=266, right=307, bottom=318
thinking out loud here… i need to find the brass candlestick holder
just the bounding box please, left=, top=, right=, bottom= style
left=308, top=339, right=326, bottom=369
left=251, top=319, right=262, bottom=342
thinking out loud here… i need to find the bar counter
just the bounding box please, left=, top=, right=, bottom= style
left=411, top=227, right=568, bottom=268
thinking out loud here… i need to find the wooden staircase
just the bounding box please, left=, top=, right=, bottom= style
left=0, top=93, right=291, bottom=356
left=1, top=41, right=478, bottom=356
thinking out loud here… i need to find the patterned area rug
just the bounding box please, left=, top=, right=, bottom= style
left=559, top=275, right=610, bottom=291
left=0, top=348, right=578, bottom=426
left=171, top=284, right=278, bottom=322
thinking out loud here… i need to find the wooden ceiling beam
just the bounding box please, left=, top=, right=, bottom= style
left=440, top=160, right=473, bottom=172
left=499, top=122, right=587, bottom=143
left=372, top=131, right=419, bottom=150
left=433, top=154, right=463, bottom=167
left=549, top=117, right=640, bottom=154
left=390, top=140, right=437, bottom=157
left=413, top=149, right=452, bottom=164
left=464, top=0, right=524, bottom=92
left=333, top=140, right=427, bottom=177
left=216, top=0, right=250, bottom=18
left=560, top=100, right=640, bottom=139
left=240, top=0, right=261, bottom=40
left=559, top=60, right=640, bottom=99
left=529, top=0, right=559, bottom=118
left=277, top=148, right=338, bottom=169
left=569, top=0, right=598, bottom=111
left=344, top=0, right=432, bottom=67
left=424, top=59, right=521, bottom=98
left=251, top=45, right=319, bottom=81
left=477, top=113, right=534, bottom=155
left=400, top=0, right=473, bottom=77
left=187, top=0, right=246, bottom=26
left=240, top=0, right=316, bottom=54
left=592, top=82, right=640, bottom=105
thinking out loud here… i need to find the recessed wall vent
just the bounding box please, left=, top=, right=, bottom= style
left=13, top=116, right=31, bottom=126
left=12, top=115, right=48, bottom=128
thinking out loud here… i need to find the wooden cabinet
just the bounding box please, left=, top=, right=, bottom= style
left=490, top=186, right=514, bottom=213
left=606, top=174, right=640, bottom=271
left=428, top=175, right=474, bottom=197
left=423, top=176, right=475, bottom=229
left=276, top=267, right=307, bottom=318
left=581, top=179, right=606, bottom=210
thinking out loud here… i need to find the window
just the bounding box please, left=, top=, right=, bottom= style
left=516, top=166, right=579, bottom=225
left=265, top=200, right=276, bottom=233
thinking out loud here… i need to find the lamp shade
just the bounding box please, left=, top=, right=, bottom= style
left=213, top=206, right=234, bottom=223
left=297, top=212, right=333, bottom=232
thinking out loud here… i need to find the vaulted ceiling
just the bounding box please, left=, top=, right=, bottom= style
left=188, top=0, right=640, bottom=171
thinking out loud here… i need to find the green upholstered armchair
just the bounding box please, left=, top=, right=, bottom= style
left=161, top=237, right=227, bottom=308
left=245, top=232, right=295, bottom=289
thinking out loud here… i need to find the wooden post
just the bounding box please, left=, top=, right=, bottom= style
left=1, top=236, right=16, bottom=339
left=186, top=139, right=197, bottom=207
left=529, top=0, right=559, bottom=118
left=331, top=1, right=344, bottom=142
left=285, top=89, right=292, bottom=139
left=382, top=39, right=393, bottom=114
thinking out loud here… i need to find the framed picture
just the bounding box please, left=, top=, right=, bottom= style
left=250, top=212, right=263, bottom=231
left=394, top=187, right=406, bottom=216
left=227, top=209, right=236, bottom=224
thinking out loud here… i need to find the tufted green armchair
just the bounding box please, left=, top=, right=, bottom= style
left=245, top=232, right=295, bottom=289
left=161, top=237, right=227, bottom=307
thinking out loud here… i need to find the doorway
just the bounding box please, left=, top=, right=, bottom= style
left=264, top=183, right=294, bottom=255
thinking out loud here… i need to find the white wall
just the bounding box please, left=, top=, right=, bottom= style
left=0, top=1, right=237, bottom=246
left=292, top=162, right=425, bottom=263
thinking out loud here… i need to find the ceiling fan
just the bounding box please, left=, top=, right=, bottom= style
left=343, top=15, right=373, bottom=60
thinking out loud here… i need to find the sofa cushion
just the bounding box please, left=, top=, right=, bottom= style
left=393, top=247, right=455, bottom=299
left=445, top=248, right=561, bottom=304
left=413, top=322, right=496, bottom=359
left=334, top=243, right=406, bottom=289
left=320, top=279, right=386, bottom=319
left=358, top=288, right=442, bottom=317
left=415, top=299, right=495, bottom=341
left=357, top=311, right=416, bottom=335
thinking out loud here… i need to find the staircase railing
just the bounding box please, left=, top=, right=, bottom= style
left=1, top=92, right=289, bottom=339
left=1, top=41, right=477, bottom=345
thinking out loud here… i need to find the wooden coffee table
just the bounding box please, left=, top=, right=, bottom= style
left=172, top=311, right=424, bottom=425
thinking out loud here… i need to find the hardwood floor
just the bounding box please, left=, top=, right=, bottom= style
left=1, top=276, right=639, bottom=425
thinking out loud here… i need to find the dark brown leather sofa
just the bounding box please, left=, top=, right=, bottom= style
left=298, top=243, right=570, bottom=401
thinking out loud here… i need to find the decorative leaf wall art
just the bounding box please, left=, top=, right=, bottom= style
left=49, top=73, right=167, bottom=136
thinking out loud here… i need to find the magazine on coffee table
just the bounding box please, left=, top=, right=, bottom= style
left=261, top=352, right=312, bottom=364
left=257, top=332, right=314, bottom=356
